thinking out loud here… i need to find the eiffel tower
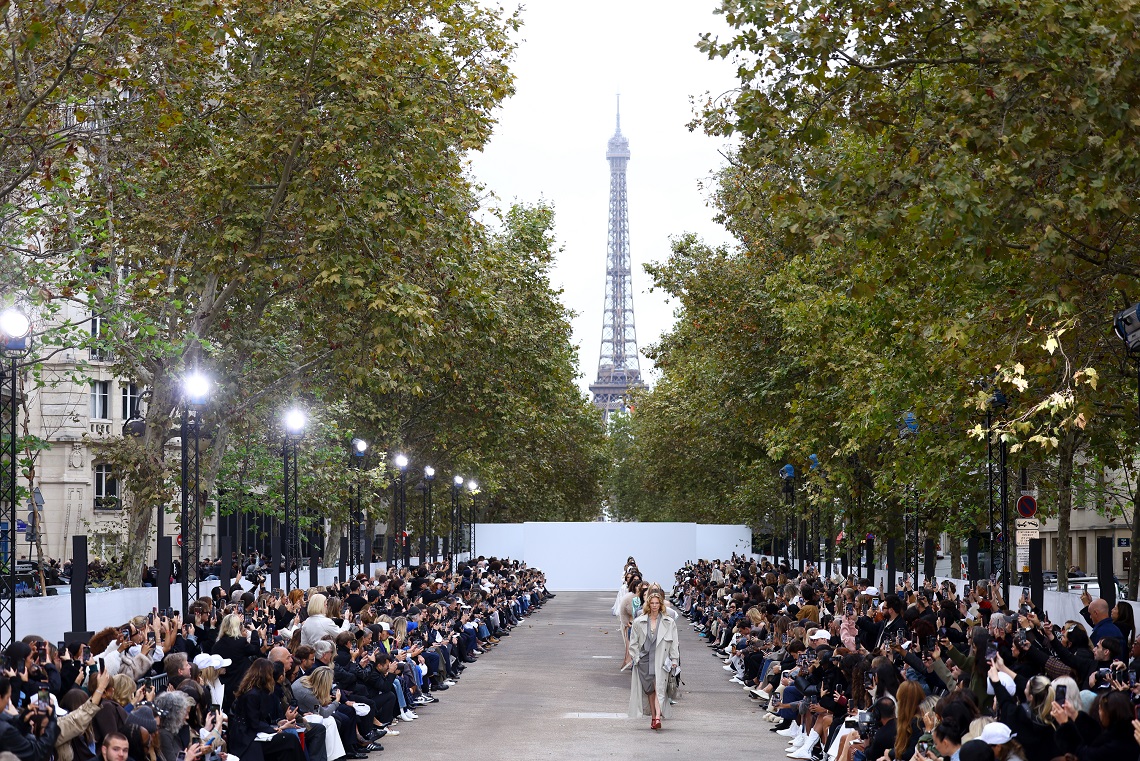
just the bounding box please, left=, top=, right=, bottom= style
left=590, top=98, right=645, bottom=423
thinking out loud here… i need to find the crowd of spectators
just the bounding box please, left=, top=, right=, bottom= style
left=0, top=557, right=552, bottom=761
left=672, top=555, right=1140, bottom=761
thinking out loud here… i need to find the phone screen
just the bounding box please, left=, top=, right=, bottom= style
left=1055, top=684, right=1067, bottom=705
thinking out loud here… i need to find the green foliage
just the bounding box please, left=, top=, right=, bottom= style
left=1, top=1, right=604, bottom=582
left=614, top=0, right=1140, bottom=569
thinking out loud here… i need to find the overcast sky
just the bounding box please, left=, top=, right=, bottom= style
left=467, top=1, right=740, bottom=396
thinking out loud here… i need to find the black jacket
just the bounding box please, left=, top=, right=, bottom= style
left=865, top=718, right=897, bottom=761
left=0, top=710, right=59, bottom=761
left=1056, top=712, right=1139, bottom=761
left=211, top=634, right=263, bottom=707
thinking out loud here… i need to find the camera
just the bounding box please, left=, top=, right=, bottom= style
left=857, top=709, right=879, bottom=742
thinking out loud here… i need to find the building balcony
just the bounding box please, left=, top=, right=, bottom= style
left=93, top=496, right=121, bottom=511
left=89, top=421, right=115, bottom=437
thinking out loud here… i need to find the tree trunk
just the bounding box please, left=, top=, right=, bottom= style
left=950, top=535, right=962, bottom=580
left=119, top=368, right=179, bottom=586
left=324, top=518, right=343, bottom=567
left=1056, top=430, right=1077, bottom=593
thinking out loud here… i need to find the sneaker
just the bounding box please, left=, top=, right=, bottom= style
left=729, top=676, right=744, bottom=685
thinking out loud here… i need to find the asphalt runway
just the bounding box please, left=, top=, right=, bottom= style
left=404, top=591, right=793, bottom=759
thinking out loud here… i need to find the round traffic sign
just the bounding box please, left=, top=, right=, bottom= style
left=1016, top=495, right=1037, bottom=518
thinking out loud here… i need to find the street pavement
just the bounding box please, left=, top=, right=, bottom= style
left=406, top=590, right=793, bottom=759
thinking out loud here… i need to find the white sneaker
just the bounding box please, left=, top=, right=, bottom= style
left=789, top=732, right=807, bottom=749
left=443, top=680, right=456, bottom=686
left=776, top=724, right=802, bottom=738
left=722, top=664, right=733, bottom=671
left=729, top=676, right=744, bottom=685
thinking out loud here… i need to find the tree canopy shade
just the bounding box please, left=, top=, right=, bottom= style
left=1, top=0, right=606, bottom=581
left=608, top=0, right=1140, bottom=593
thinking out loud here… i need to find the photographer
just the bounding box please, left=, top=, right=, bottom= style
left=212, top=613, right=265, bottom=709
left=0, top=673, right=60, bottom=761
left=1051, top=687, right=1139, bottom=760
left=847, top=696, right=894, bottom=761
left=3, top=643, right=44, bottom=709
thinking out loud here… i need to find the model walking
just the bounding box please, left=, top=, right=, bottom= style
left=627, top=586, right=680, bottom=729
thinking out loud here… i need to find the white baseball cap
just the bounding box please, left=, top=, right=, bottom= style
left=809, top=630, right=830, bottom=641
left=979, top=722, right=1015, bottom=744
left=865, top=586, right=879, bottom=596
left=193, top=653, right=233, bottom=669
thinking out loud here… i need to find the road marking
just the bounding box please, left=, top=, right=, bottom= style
left=591, top=655, right=615, bottom=659
left=564, top=712, right=627, bottom=719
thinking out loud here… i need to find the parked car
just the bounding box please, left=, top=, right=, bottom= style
left=1044, top=576, right=1127, bottom=601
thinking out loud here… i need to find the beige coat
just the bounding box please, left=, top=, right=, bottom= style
left=627, top=613, right=680, bottom=718
left=54, top=697, right=101, bottom=761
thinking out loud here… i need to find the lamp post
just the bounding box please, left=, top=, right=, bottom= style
left=451, top=475, right=463, bottom=572
left=1114, top=304, right=1140, bottom=597
left=350, top=438, right=367, bottom=576
left=781, top=464, right=795, bottom=570
left=422, top=467, right=434, bottom=564
left=282, top=409, right=306, bottom=591
left=181, top=372, right=210, bottom=615
left=394, top=455, right=408, bottom=568
left=467, top=480, right=479, bottom=560
left=0, top=307, right=30, bottom=651
left=983, top=389, right=1009, bottom=597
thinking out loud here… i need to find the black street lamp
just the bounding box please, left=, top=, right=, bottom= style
left=350, top=438, right=367, bottom=576
left=394, top=455, right=408, bottom=568
left=781, top=464, right=795, bottom=570
left=282, top=409, right=306, bottom=591
left=180, top=372, right=210, bottom=615
left=0, top=307, right=31, bottom=651
left=1114, top=304, right=1140, bottom=593
left=983, top=390, right=1009, bottom=599
left=450, top=475, right=463, bottom=572
left=421, top=466, right=434, bottom=564
left=467, top=479, right=479, bottom=560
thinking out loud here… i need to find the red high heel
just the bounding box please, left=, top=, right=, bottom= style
left=651, top=717, right=661, bottom=730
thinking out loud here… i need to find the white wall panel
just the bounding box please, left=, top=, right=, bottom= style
left=475, top=524, right=525, bottom=561
left=472, top=522, right=751, bottom=592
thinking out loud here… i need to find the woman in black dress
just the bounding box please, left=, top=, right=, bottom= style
left=227, top=659, right=305, bottom=761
